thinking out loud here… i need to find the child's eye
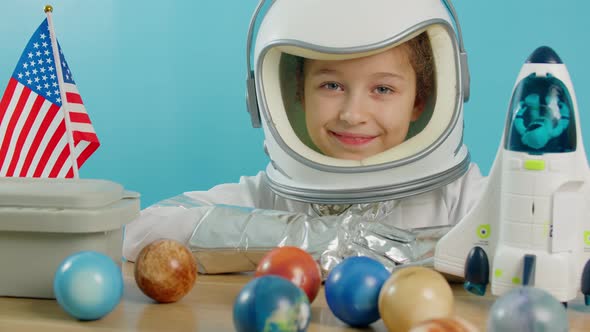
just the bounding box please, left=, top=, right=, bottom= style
left=321, top=82, right=343, bottom=91
left=374, top=86, right=394, bottom=94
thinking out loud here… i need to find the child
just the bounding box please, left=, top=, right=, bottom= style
left=123, top=0, right=486, bottom=274
left=300, top=33, right=433, bottom=161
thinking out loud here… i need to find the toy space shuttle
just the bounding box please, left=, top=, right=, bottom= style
left=434, top=46, right=590, bottom=303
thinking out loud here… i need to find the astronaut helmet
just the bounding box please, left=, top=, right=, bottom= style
left=245, top=0, right=471, bottom=204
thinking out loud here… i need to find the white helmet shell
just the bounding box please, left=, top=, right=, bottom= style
left=248, top=0, right=471, bottom=204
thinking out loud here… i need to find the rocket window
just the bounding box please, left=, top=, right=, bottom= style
left=504, top=73, right=576, bottom=154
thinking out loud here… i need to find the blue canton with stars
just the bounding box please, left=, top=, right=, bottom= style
left=12, top=18, right=76, bottom=107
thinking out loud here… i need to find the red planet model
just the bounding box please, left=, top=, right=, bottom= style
left=255, top=246, right=322, bottom=302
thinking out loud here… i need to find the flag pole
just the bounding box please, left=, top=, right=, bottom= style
left=44, top=5, right=80, bottom=178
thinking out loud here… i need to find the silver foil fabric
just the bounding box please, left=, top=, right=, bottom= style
left=141, top=194, right=452, bottom=277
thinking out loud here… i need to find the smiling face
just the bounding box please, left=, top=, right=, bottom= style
left=302, top=46, right=424, bottom=160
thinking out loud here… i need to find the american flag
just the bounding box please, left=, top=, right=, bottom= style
left=0, top=18, right=99, bottom=178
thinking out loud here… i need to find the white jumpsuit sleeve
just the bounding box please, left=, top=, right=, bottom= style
left=182, top=172, right=267, bottom=208
left=183, top=171, right=310, bottom=212
left=123, top=172, right=268, bottom=262
left=122, top=171, right=310, bottom=263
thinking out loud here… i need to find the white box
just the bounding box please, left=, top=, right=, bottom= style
left=0, top=177, right=139, bottom=299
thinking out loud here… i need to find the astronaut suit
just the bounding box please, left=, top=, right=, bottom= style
left=123, top=0, right=486, bottom=276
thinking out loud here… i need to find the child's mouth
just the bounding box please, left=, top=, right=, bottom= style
left=330, top=131, right=376, bottom=146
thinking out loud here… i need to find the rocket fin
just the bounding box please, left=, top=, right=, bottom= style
left=434, top=148, right=503, bottom=278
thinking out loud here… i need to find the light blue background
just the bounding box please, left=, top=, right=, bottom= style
left=1, top=1, right=589, bottom=207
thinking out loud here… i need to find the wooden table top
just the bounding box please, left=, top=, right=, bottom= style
left=1, top=262, right=589, bottom=331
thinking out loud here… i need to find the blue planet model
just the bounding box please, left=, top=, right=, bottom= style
left=233, top=275, right=311, bottom=332
left=53, top=251, right=123, bottom=321
left=324, top=256, right=390, bottom=327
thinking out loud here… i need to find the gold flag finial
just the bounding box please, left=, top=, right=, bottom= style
left=44, top=5, right=53, bottom=13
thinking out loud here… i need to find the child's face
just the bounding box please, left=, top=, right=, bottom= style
left=302, top=46, right=424, bottom=160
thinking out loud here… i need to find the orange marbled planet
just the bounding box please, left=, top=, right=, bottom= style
left=134, top=239, right=198, bottom=303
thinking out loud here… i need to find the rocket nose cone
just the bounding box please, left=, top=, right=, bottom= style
left=526, top=46, right=563, bottom=64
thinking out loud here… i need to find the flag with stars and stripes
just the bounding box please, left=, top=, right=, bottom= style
left=0, top=18, right=99, bottom=178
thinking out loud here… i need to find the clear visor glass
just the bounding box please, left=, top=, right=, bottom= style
left=505, top=73, right=576, bottom=154
left=260, top=25, right=460, bottom=168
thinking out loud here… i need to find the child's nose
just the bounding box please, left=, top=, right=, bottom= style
left=339, top=94, right=368, bottom=125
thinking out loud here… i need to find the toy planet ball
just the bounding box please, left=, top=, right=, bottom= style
left=409, top=317, right=480, bottom=332
left=53, top=251, right=123, bottom=321
left=324, top=256, right=390, bottom=327
left=255, top=246, right=322, bottom=302
left=487, top=286, right=568, bottom=332
left=233, top=275, right=311, bottom=332
left=134, top=239, right=198, bottom=303
left=378, top=266, right=454, bottom=332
